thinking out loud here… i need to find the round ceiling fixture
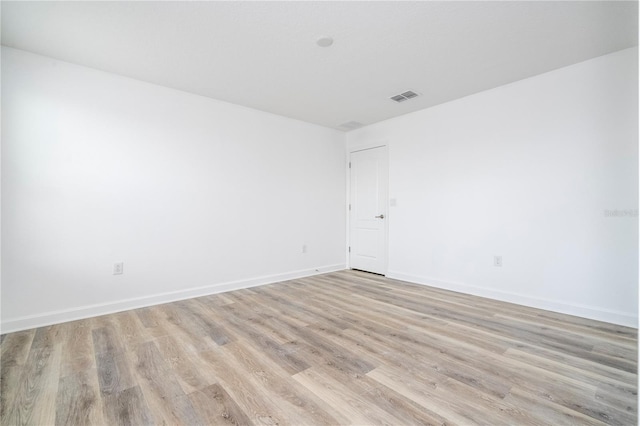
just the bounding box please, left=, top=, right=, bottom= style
left=316, top=36, right=334, bottom=47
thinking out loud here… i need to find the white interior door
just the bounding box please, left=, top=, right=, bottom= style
left=349, top=146, right=388, bottom=275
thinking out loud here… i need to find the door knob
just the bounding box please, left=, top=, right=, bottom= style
left=375, top=214, right=385, bottom=219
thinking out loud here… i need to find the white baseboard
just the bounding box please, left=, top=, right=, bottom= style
left=1, top=264, right=346, bottom=334
left=386, top=271, right=638, bottom=328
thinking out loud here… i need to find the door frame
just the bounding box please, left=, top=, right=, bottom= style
left=346, top=143, right=389, bottom=275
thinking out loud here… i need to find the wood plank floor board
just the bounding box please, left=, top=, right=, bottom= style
left=131, top=341, right=185, bottom=400
left=153, top=334, right=219, bottom=394
left=486, top=314, right=637, bottom=367
left=101, top=385, right=154, bottom=426
left=202, top=301, right=312, bottom=375
left=364, top=365, right=483, bottom=425
left=351, top=285, right=598, bottom=352
left=371, top=272, right=633, bottom=338
left=441, top=375, right=555, bottom=426
left=279, top=280, right=423, bottom=333
left=286, top=283, right=520, bottom=372
left=297, top=343, right=383, bottom=395
left=506, top=341, right=638, bottom=386
left=3, top=325, right=65, bottom=425
left=0, top=329, right=35, bottom=419
left=3, top=343, right=62, bottom=425
left=290, top=279, right=456, bottom=333
left=361, top=383, right=454, bottom=425
left=262, top=290, right=357, bottom=331
left=196, top=347, right=291, bottom=425
left=340, top=270, right=634, bottom=343
left=504, top=348, right=638, bottom=410
left=341, top=326, right=515, bottom=402
left=369, top=276, right=621, bottom=337
left=94, top=351, right=136, bottom=397
left=364, top=293, right=633, bottom=374
left=222, top=340, right=346, bottom=425
left=54, top=369, right=104, bottom=425
left=110, top=311, right=155, bottom=348
left=304, top=322, right=389, bottom=369
left=0, top=329, right=35, bottom=370
left=91, top=326, right=125, bottom=356
left=134, top=306, right=171, bottom=339
left=494, top=313, right=637, bottom=347
left=263, top=312, right=375, bottom=375
left=225, top=292, right=377, bottom=376
left=173, top=300, right=235, bottom=346
left=59, top=321, right=97, bottom=379
left=153, top=304, right=219, bottom=353
left=1, top=270, right=637, bottom=425
left=229, top=288, right=316, bottom=327
left=414, top=335, right=632, bottom=423
left=292, top=366, right=408, bottom=425
left=502, top=386, right=609, bottom=426
left=188, top=382, right=255, bottom=425
left=125, top=340, right=206, bottom=425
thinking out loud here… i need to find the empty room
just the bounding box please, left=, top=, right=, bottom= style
left=1, top=1, right=638, bottom=425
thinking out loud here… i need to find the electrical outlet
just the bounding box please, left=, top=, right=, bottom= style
left=494, top=256, right=502, bottom=267
left=302, top=244, right=307, bottom=254
left=113, top=262, right=124, bottom=275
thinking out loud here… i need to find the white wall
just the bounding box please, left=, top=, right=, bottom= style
left=1, top=47, right=346, bottom=332
left=348, top=48, right=638, bottom=327
left=3, top=46, right=637, bottom=332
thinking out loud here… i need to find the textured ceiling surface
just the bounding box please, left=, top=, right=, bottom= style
left=2, top=1, right=638, bottom=130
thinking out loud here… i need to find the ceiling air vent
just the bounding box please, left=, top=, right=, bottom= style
left=390, top=90, right=420, bottom=103
left=339, top=121, right=363, bottom=130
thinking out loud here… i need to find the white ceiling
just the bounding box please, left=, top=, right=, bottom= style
left=2, top=1, right=638, bottom=131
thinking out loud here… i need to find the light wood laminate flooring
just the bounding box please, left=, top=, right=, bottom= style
left=1, top=270, right=637, bottom=425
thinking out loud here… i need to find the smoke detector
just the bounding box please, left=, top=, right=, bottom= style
left=316, top=36, right=334, bottom=47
